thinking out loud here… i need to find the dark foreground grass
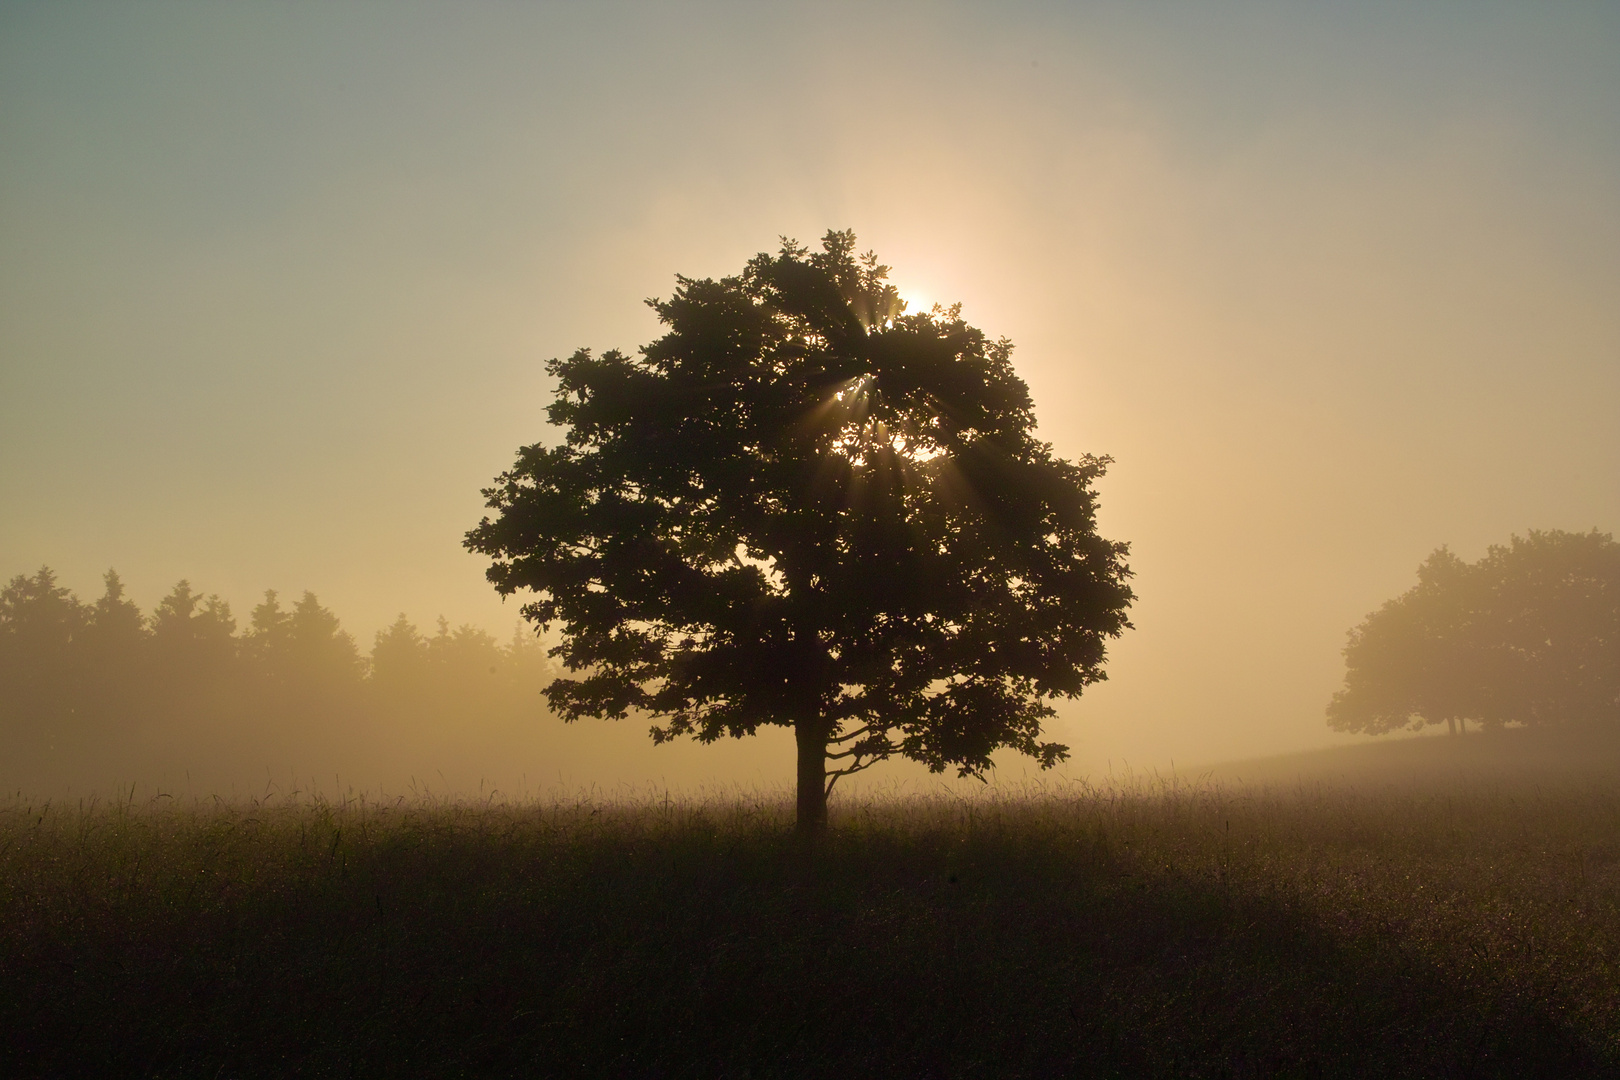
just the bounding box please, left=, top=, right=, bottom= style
left=4, top=782, right=1620, bottom=1078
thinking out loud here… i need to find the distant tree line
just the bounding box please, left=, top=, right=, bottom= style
left=1329, top=530, right=1620, bottom=735
left=0, top=567, right=554, bottom=788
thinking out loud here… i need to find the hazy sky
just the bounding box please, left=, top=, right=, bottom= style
left=3, top=1, right=1617, bottom=788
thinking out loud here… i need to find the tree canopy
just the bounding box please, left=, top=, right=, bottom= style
left=466, top=230, right=1134, bottom=832
left=1328, top=530, right=1620, bottom=735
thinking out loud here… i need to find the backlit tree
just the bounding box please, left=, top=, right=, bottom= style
left=467, top=231, right=1134, bottom=834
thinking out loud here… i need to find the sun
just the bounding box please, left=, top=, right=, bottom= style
left=896, top=288, right=934, bottom=315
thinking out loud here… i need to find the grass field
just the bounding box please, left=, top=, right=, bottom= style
left=5, top=769, right=1620, bottom=1077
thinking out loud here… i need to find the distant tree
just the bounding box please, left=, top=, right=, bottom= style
left=1329, top=530, right=1620, bottom=735
left=1473, top=530, right=1620, bottom=727
left=147, top=579, right=240, bottom=736
left=0, top=567, right=87, bottom=671
left=244, top=590, right=292, bottom=677
left=1327, top=549, right=1482, bottom=736
left=424, top=619, right=508, bottom=728
left=426, top=617, right=501, bottom=677
left=467, top=230, right=1134, bottom=835
left=0, top=568, right=88, bottom=756
left=86, top=571, right=146, bottom=654
left=371, top=615, right=514, bottom=692
left=78, top=570, right=150, bottom=736
left=371, top=613, right=430, bottom=689
left=368, top=612, right=555, bottom=767
left=285, top=591, right=364, bottom=688
left=245, top=591, right=359, bottom=684
left=499, top=621, right=556, bottom=687
left=149, top=580, right=237, bottom=672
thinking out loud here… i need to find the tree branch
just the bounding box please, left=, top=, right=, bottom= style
left=824, top=753, right=885, bottom=797
left=826, top=735, right=896, bottom=761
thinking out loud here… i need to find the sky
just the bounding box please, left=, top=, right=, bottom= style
left=2, top=1, right=1617, bottom=792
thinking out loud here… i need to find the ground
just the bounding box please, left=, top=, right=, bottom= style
left=4, top=731, right=1620, bottom=1077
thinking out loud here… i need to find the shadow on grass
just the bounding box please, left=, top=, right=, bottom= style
left=3, top=806, right=1613, bottom=1079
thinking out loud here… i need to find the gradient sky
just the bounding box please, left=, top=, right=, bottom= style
left=3, top=1, right=1617, bottom=790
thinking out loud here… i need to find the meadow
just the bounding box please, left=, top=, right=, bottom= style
left=4, top=771, right=1620, bottom=1078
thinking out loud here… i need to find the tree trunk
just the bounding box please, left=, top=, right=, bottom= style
left=795, top=719, right=828, bottom=838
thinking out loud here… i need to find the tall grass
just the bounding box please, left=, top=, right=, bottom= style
left=4, top=779, right=1618, bottom=1077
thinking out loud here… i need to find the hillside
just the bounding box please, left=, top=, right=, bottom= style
left=1200, top=724, right=1620, bottom=789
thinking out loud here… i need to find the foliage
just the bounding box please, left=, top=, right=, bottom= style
left=5, top=781, right=1619, bottom=1076
left=0, top=567, right=88, bottom=758
left=467, top=230, right=1133, bottom=827
left=0, top=567, right=555, bottom=790
left=1329, top=530, right=1620, bottom=734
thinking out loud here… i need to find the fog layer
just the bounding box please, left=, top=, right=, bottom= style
left=2, top=2, right=1616, bottom=791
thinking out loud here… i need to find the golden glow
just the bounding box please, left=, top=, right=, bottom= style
left=1, top=4, right=1616, bottom=795
left=897, top=288, right=935, bottom=316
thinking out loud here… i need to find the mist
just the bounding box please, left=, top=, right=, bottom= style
left=3, top=1, right=1617, bottom=796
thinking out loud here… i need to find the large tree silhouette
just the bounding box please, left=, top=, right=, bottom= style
left=467, top=231, right=1133, bottom=834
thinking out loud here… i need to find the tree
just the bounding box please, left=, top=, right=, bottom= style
left=371, top=613, right=431, bottom=689
left=244, top=589, right=362, bottom=690
left=147, top=579, right=240, bottom=739
left=149, top=581, right=237, bottom=675
left=467, top=230, right=1134, bottom=834
left=0, top=567, right=88, bottom=757
left=78, top=570, right=150, bottom=739
left=1473, top=530, right=1620, bottom=727
left=1326, top=548, right=1482, bottom=736
left=1328, top=529, right=1620, bottom=735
